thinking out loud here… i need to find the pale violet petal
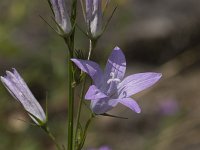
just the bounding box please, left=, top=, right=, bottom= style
left=50, top=0, right=71, bottom=33
left=59, top=0, right=72, bottom=33
left=86, top=0, right=93, bottom=24
left=10, top=69, right=46, bottom=122
left=104, top=47, right=126, bottom=82
left=85, top=85, right=107, bottom=100
left=1, top=76, right=20, bottom=101
left=116, top=98, right=141, bottom=113
left=12, top=68, right=38, bottom=102
left=71, top=59, right=103, bottom=87
left=1, top=69, right=46, bottom=124
left=50, top=0, right=62, bottom=23
left=91, top=97, right=118, bottom=114
left=118, top=73, right=162, bottom=98
left=90, top=0, right=103, bottom=37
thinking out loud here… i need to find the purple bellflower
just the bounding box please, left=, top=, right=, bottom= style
left=50, top=0, right=72, bottom=34
left=86, top=0, right=103, bottom=38
left=71, top=47, right=162, bottom=114
left=1, top=69, right=46, bottom=125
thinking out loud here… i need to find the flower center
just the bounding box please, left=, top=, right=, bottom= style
left=107, top=72, right=121, bottom=84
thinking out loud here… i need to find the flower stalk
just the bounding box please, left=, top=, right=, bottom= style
left=74, top=39, right=97, bottom=150
left=67, top=49, right=74, bottom=150
left=42, top=125, right=63, bottom=150
left=65, top=1, right=78, bottom=150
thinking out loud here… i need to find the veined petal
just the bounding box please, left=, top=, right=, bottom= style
left=90, top=0, right=103, bottom=37
left=50, top=0, right=62, bottom=23
left=85, top=85, right=107, bottom=100
left=104, top=47, right=126, bottom=82
left=12, top=69, right=39, bottom=103
left=1, top=76, right=20, bottom=101
left=50, top=0, right=72, bottom=33
left=86, top=0, right=93, bottom=23
left=71, top=59, right=103, bottom=87
left=91, top=97, right=118, bottom=114
left=59, top=0, right=72, bottom=33
left=116, top=98, right=141, bottom=113
left=118, top=73, right=162, bottom=98
left=1, top=69, right=46, bottom=125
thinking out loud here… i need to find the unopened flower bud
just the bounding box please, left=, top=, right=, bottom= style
left=50, top=0, right=72, bottom=34
left=1, top=69, right=46, bottom=126
left=86, top=0, right=103, bottom=38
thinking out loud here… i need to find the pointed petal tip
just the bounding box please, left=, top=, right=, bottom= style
left=132, top=103, right=141, bottom=113
left=71, top=58, right=76, bottom=61
left=157, top=72, right=162, bottom=77
left=118, top=98, right=141, bottom=114
left=5, top=71, right=14, bottom=78
left=160, top=73, right=162, bottom=77
left=5, top=70, right=11, bottom=75
left=135, top=108, right=141, bottom=114
left=145, top=72, right=162, bottom=79
left=114, top=46, right=121, bottom=51
left=12, top=68, right=17, bottom=73
left=71, top=58, right=80, bottom=64
left=70, top=58, right=76, bottom=61
left=71, top=58, right=78, bottom=64
left=0, top=76, right=5, bottom=82
left=155, top=72, right=162, bottom=80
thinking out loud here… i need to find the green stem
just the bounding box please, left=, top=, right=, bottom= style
left=74, top=39, right=97, bottom=150
left=88, top=40, right=96, bottom=60
left=65, top=0, right=77, bottom=149
left=63, top=25, right=76, bottom=150
left=77, top=115, right=95, bottom=150
left=67, top=49, right=74, bottom=150
left=74, top=75, right=86, bottom=149
left=64, top=23, right=75, bottom=150
left=42, top=126, right=62, bottom=150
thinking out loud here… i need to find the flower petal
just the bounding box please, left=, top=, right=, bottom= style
left=104, top=47, right=126, bottom=81
left=85, top=85, right=107, bottom=100
left=86, top=0, right=93, bottom=23
left=1, top=69, right=46, bottom=124
left=118, top=73, right=162, bottom=98
left=1, top=76, right=19, bottom=101
left=50, top=0, right=72, bottom=33
left=71, top=59, right=103, bottom=87
left=90, top=0, right=103, bottom=37
left=91, top=97, right=118, bottom=114
left=117, top=98, right=141, bottom=113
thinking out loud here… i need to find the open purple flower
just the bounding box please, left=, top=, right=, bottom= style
left=1, top=69, right=46, bottom=125
left=71, top=47, right=162, bottom=114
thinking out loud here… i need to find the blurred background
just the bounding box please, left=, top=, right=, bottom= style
left=0, top=0, right=200, bottom=149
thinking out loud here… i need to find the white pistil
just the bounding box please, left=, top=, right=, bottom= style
left=107, top=72, right=121, bottom=84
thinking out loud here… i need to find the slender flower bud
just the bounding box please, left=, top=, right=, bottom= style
left=86, top=0, right=103, bottom=38
left=50, top=0, right=72, bottom=34
left=1, top=69, right=46, bottom=126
